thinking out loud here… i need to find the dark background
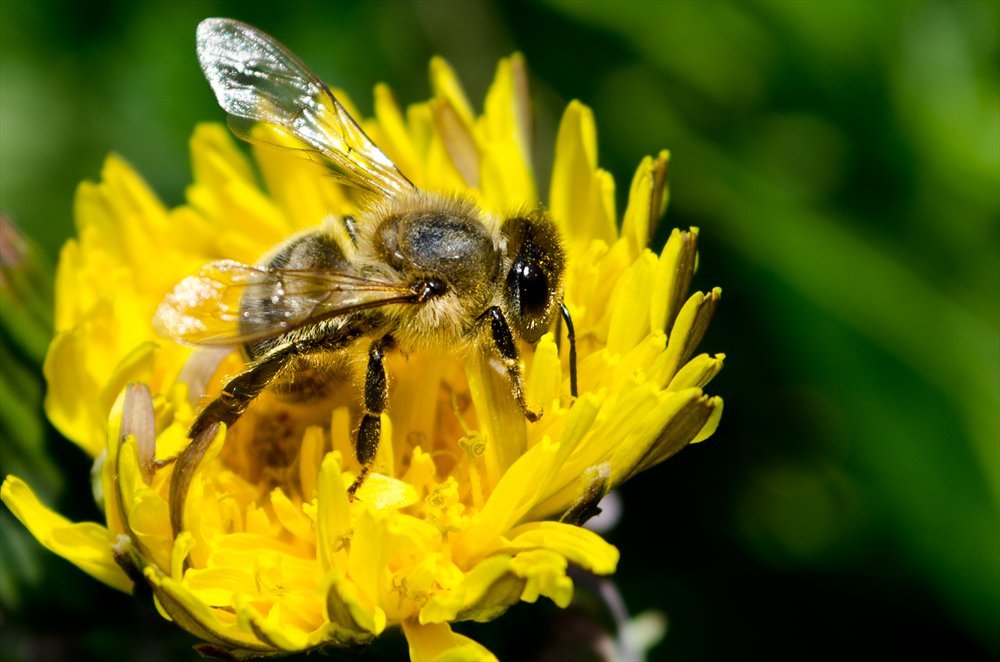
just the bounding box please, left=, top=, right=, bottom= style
left=1, top=1, right=997, bottom=660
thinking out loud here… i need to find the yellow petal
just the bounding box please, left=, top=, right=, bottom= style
left=692, top=396, right=724, bottom=444
left=432, top=97, right=480, bottom=189
left=170, top=531, right=197, bottom=581
left=481, top=54, right=533, bottom=184
left=43, top=326, right=104, bottom=455
left=75, top=154, right=169, bottom=287
left=549, top=101, right=617, bottom=247
left=176, top=423, right=228, bottom=560
left=606, top=250, right=657, bottom=355
left=621, top=151, right=670, bottom=255
left=465, top=354, right=526, bottom=489
left=552, top=392, right=602, bottom=468
left=611, top=333, right=668, bottom=393
left=347, top=510, right=392, bottom=610
left=457, top=437, right=559, bottom=561
left=189, top=123, right=255, bottom=189
left=525, top=333, right=562, bottom=414
left=236, top=598, right=309, bottom=652
left=117, top=437, right=172, bottom=570
left=270, top=488, right=315, bottom=543
left=615, top=389, right=717, bottom=482
left=325, top=568, right=387, bottom=635
left=419, top=555, right=518, bottom=624
left=298, top=426, right=326, bottom=502
left=480, top=141, right=535, bottom=211
left=184, top=566, right=256, bottom=605
left=253, top=142, right=351, bottom=234
left=409, top=103, right=469, bottom=193
left=373, top=83, right=422, bottom=187
left=511, top=548, right=572, bottom=607
left=429, top=57, right=475, bottom=129
left=98, top=342, right=158, bottom=430
left=404, top=620, right=499, bottom=662
left=651, top=228, right=699, bottom=334
left=551, top=462, right=610, bottom=526
left=668, top=352, right=726, bottom=391
left=478, top=54, right=536, bottom=208
left=505, top=520, right=620, bottom=575
left=52, top=239, right=81, bottom=332
left=570, top=238, right=632, bottom=347
left=655, top=287, right=722, bottom=383
left=354, top=472, right=420, bottom=511
left=186, top=125, right=289, bottom=262
left=316, top=452, right=351, bottom=573
left=142, top=561, right=271, bottom=654
left=1, top=476, right=132, bottom=593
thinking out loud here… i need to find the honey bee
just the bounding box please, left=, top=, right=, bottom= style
left=156, top=18, right=577, bottom=535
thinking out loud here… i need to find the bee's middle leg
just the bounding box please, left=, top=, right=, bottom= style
left=348, top=336, right=391, bottom=498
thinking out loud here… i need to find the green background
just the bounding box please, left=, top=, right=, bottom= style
left=1, top=1, right=997, bottom=660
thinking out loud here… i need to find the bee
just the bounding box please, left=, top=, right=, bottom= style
left=156, top=18, right=577, bottom=535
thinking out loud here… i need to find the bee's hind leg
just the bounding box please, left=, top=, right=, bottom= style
left=170, top=349, right=291, bottom=537
left=170, top=320, right=374, bottom=536
left=348, top=336, right=392, bottom=499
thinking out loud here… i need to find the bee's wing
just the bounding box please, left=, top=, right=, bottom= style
left=154, top=260, right=417, bottom=346
left=196, top=18, right=415, bottom=198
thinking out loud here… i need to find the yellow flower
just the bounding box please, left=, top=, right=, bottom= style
left=2, top=53, right=723, bottom=660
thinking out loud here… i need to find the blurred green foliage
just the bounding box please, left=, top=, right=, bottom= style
left=1, top=0, right=996, bottom=660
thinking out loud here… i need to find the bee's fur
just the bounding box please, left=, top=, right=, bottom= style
left=165, top=19, right=576, bottom=538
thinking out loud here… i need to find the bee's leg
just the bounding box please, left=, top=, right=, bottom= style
left=342, top=215, right=360, bottom=246
left=171, top=322, right=371, bottom=536
left=348, top=336, right=391, bottom=499
left=170, top=349, right=291, bottom=536
left=559, top=302, right=578, bottom=398
left=480, top=306, right=541, bottom=422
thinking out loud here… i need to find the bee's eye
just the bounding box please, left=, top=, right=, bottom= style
left=509, top=258, right=549, bottom=319
left=500, top=213, right=564, bottom=343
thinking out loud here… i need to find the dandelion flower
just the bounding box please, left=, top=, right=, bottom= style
left=2, top=33, right=723, bottom=660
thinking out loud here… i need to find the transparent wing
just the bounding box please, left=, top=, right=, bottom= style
left=196, top=18, right=415, bottom=197
left=154, top=260, right=418, bottom=346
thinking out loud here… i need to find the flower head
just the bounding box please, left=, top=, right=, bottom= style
left=3, top=48, right=722, bottom=660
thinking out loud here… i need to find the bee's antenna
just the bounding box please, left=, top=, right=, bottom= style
left=559, top=302, right=578, bottom=398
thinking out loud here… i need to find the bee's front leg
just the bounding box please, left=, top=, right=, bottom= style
left=479, top=306, right=541, bottom=422
left=559, top=301, right=578, bottom=399
left=348, top=336, right=391, bottom=499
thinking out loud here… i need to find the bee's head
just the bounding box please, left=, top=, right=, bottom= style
left=500, top=212, right=566, bottom=343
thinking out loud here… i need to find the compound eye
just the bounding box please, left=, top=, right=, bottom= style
left=510, top=258, right=549, bottom=320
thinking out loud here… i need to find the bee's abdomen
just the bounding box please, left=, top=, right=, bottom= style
left=267, top=230, right=349, bottom=271
left=269, top=354, right=354, bottom=404
left=242, top=230, right=350, bottom=360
